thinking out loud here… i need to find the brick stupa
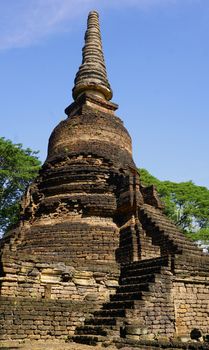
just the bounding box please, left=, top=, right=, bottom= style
left=0, top=11, right=208, bottom=348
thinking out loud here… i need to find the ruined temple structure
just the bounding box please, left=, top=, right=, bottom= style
left=0, top=11, right=209, bottom=349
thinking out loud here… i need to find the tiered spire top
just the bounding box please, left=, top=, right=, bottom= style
left=72, top=11, right=113, bottom=101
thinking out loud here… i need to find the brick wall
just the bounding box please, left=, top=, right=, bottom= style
left=0, top=297, right=99, bottom=341
left=173, top=280, right=209, bottom=336
left=172, top=255, right=209, bottom=336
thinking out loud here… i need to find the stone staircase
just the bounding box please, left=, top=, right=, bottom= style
left=140, top=204, right=203, bottom=257
left=72, top=256, right=170, bottom=345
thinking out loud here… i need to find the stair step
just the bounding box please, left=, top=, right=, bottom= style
left=103, top=300, right=135, bottom=310
left=110, top=291, right=142, bottom=302
left=116, top=282, right=151, bottom=293
left=76, top=325, right=120, bottom=338
left=120, top=274, right=155, bottom=285
left=122, top=257, right=169, bottom=272
left=72, top=334, right=106, bottom=346
left=85, top=317, right=117, bottom=326
left=94, top=308, right=126, bottom=318
left=75, top=325, right=107, bottom=336
left=121, top=266, right=162, bottom=277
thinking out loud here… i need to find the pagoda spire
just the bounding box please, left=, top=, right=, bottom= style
left=72, top=11, right=113, bottom=101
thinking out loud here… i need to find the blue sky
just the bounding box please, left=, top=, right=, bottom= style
left=0, top=0, right=209, bottom=188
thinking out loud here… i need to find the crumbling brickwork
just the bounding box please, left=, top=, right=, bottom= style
left=0, top=10, right=208, bottom=349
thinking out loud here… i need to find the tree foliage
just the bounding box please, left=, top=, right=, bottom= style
left=139, top=168, right=209, bottom=244
left=0, top=137, right=41, bottom=234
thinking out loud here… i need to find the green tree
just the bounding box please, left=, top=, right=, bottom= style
left=0, top=137, right=41, bottom=234
left=139, top=168, right=209, bottom=245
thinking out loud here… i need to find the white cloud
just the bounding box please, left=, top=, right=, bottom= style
left=0, top=0, right=96, bottom=50
left=0, top=0, right=194, bottom=50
